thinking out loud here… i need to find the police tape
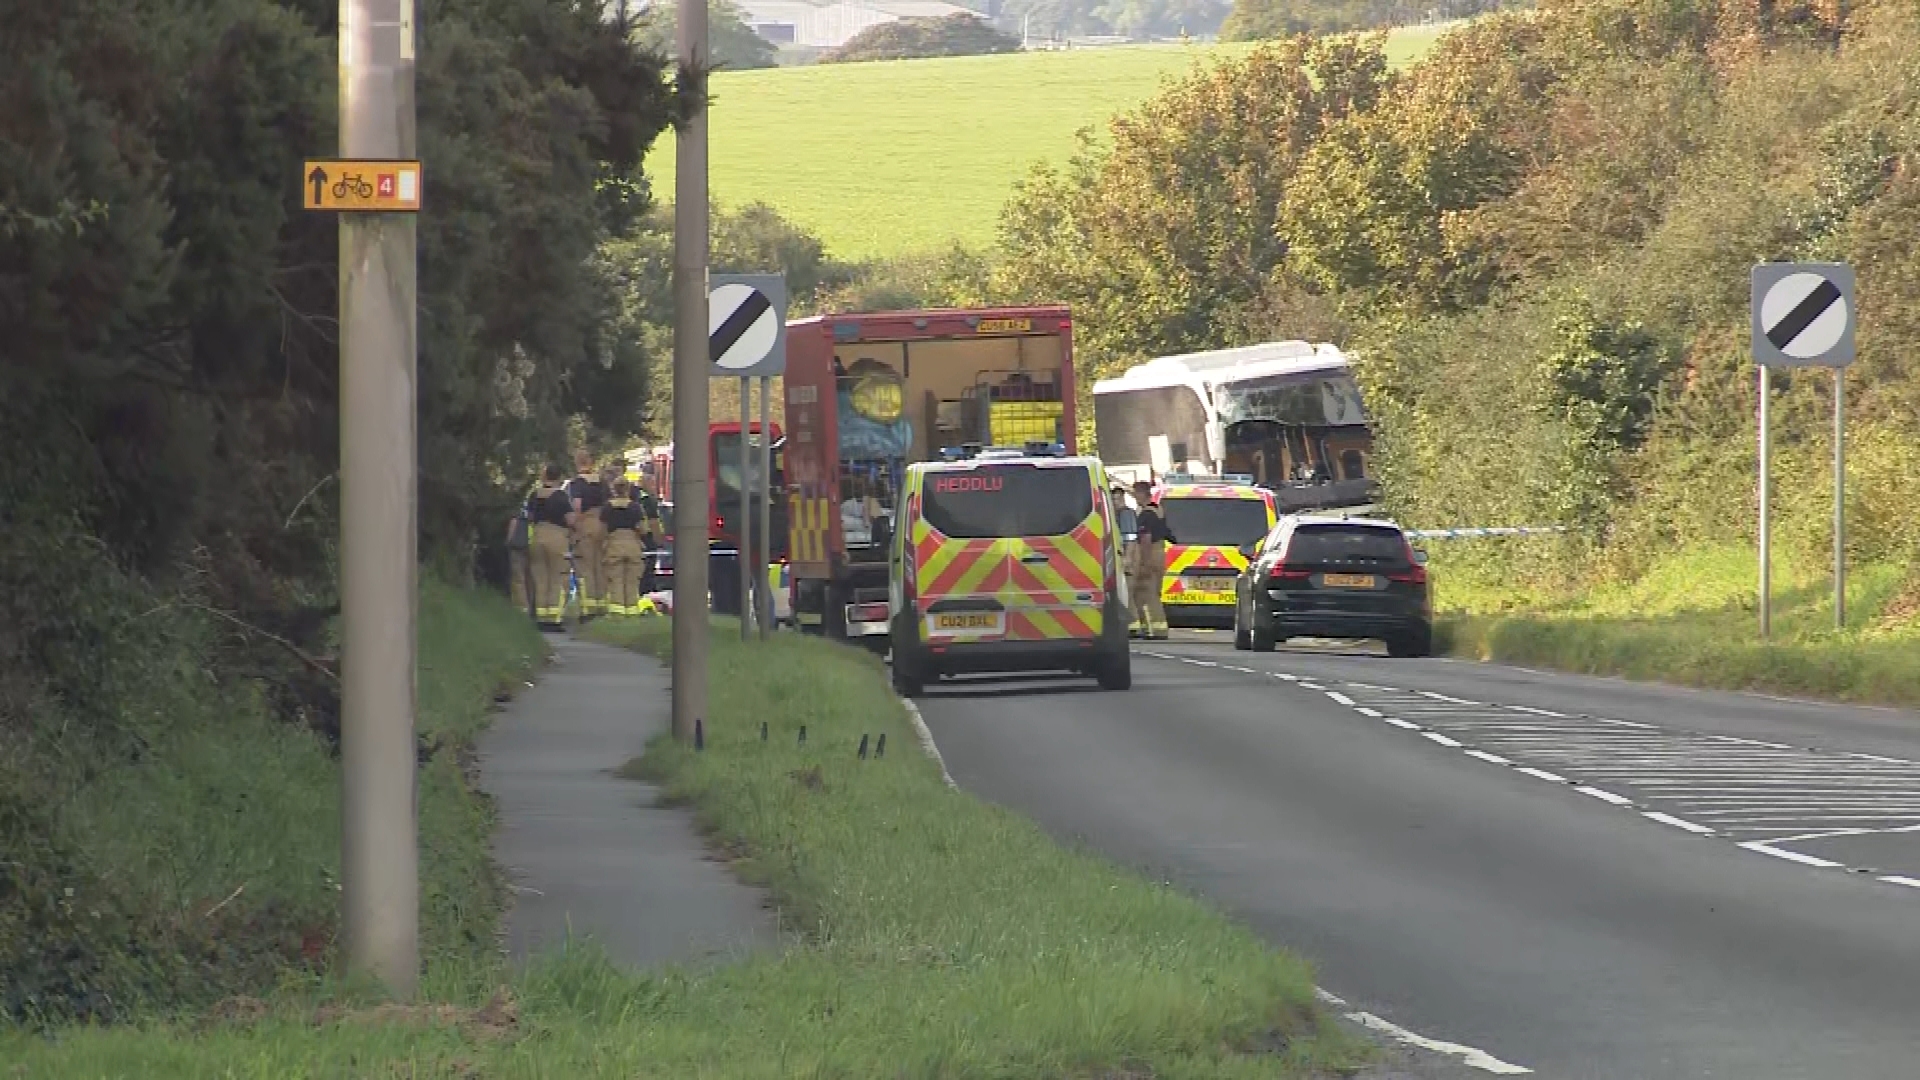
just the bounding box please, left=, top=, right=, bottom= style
left=1405, top=526, right=1571, bottom=540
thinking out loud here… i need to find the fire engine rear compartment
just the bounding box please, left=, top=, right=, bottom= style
left=781, top=309, right=1076, bottom=648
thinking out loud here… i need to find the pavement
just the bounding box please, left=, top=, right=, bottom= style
left=476, top=634, right=777, bottom=970
left=912, top=629, right=1920, bottom=1080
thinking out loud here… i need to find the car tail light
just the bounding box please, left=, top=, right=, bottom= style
left=849, top=602, right=888, bottom=623
left=1389, top=539, right=1428, bottom=585
left=1269, top=564, right=1311, bottom=582
left=712, top=515, right=725, bottom=531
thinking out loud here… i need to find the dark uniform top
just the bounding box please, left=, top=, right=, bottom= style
left=527, top=485, right=572, bottom=527
left=567, top=476, right=607, bottom=515
left=1136, top=505, right=1175, bottom=546
left=603, top=497, right=643, bottom=533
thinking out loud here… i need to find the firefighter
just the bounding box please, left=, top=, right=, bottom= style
left=1128, top=480, right=1173, bottom=640
left=566, top=451, right=609, bottom=619
left=601, top=478, right=647, bottom=616
left=634, top=475, right=665, bottom=596
left=506, top=504, right=532, bottom=617
left=526, top=464, right=575, bottom=630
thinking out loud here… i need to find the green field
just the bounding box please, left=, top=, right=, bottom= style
left=654, top=28, right=1448, bottom=259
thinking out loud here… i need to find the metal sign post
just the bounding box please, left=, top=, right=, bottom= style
left=759, top=374, right=774, bottom=639
left=1751, top=261, right=1856, bottom=639
left=739, top=376, right=753, bottom=640
left=1758, top=366, right=1772, bottom=639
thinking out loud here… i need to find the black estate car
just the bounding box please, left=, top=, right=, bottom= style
left=1232, top=515, right=1432, bottom=657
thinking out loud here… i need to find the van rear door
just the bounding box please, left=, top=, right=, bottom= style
left=917, top=462, right=1102, bottom=642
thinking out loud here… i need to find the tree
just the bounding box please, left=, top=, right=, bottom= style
left=822, top=13, right=1022, bottom=63
left=633, top=0, right=778, bottom=70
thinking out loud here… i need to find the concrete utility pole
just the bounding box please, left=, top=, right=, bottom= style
left=670, top=0, right=711, bottom=743
left=338, top=0, right=420, bottom=998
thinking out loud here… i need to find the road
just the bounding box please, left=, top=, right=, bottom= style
left=913, top=631, right=1920, bottom=1079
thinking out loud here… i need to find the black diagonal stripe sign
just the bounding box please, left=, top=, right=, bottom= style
left=710, top=288, right=772, bottom=365
left=1766, top=278, right=1841, bottom=351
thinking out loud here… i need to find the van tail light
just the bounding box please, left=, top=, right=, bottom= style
left=1388, top=539, right=1428, bottom=585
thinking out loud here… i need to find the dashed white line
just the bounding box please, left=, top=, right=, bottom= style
left=1517, top=767, right=1571, bottom=784
left=1643, top=812, right=1716, bottom=835
left=1274, top=673, right=1299, bottom=681
left=1877, top=876, right=1920, bottom=889
left=1423, top=731, right=1464, bottom=748
left=1299, top=681, right=1325, bottom=691
left=1576, top=785, right=1635, bottom=807
left=1326, top=691, right=1356, bottom=706
left=1737, top=842, right=1843, bottom=869
left=1503, top=704, right=1568, bottom=718
left=1384, top=717, right=1422, bottom=730
left=1465, top=750, right=1512, bottom=766
left=1355, top=707, right=1384, bottom=718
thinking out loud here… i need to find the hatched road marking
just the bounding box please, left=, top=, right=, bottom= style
left=1139, top=649, right=1920, bottom=890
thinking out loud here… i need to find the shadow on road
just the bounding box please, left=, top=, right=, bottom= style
left=918, top=672, right=1106, bottom=700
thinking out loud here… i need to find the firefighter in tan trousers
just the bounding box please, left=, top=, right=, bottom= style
left=566, top=452, right=610, bottom=618
left=1128, top=480, right=1172, bottom=640
left=526, top=465, right=575, bottom=630
left=600, top=479, right=649, bottom=615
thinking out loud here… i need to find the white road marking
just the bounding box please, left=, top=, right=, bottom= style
left=1384, top=717, right=1421, bottom=730
left=1418, top=691, right=1483, bottom=705
left=1355, top=707, right=1383, bottom=718
left=1738, top=842, right=1843, bottom=868
left=1643, top=812, right=1716, bottom=835
left=1338, top=1006, right=1534, bottom=1075
left=1517, top=767, right=1571, bottom=784
left=1465, top=750, right=1512, bottom=765
left=1326, top=691, right=1355, bottom=706
left=1299, top=682, right=1325, bottom=691
left=1877, top=876, right=1920, bottom=889
left=1274, top=672, right=1299, bottom=681
left=1575, top=785, right=1635, bottom=807
left=897, top=698, right=956, bottom=791
left=1504, top=704, right=1568, bottom=718
left=1423, top=732, right=1464, bottom=748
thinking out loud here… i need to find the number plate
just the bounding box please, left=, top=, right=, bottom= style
left=1321, top=573, right=1376, bottom=588
left=1182, top=577, right=1234, bottom=600
left=927, top=610, right=1005, bottom=637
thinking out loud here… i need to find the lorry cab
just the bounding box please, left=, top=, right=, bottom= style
left=887, top=444, right=1132, bottom=696
left=1151, top=473, right=1279, bottom=629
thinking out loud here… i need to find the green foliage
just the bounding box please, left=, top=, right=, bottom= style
left=633, top=0, right=779, bottom=70
left=823, top=13, right=1023, bottom=64
left=998, top=0, right=1920, bottom=619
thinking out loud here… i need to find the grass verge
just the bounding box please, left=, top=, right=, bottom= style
left=3, top=617, right=1366, bottom=1076
left=1435, top=545, right=1920, bottom=707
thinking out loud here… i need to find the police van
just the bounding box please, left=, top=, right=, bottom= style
left=888, top=444, right=1132, bottom=696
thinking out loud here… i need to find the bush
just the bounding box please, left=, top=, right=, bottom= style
left=822, top=13, right=1021, bottom=64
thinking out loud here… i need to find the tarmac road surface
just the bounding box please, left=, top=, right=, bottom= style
left=913, top=631, right=1920, bottom=1079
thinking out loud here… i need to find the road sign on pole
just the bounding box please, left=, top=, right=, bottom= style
left=304, top=159, right=422, bottom=212
left=1751, top=263, right=1855, bottom=368
left=709, top=274, right=787, bottom=377
left=1750, top=262, right=1856, bottom=639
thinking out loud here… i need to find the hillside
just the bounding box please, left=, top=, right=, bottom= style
left=650, top=29, right=1445, bottom=259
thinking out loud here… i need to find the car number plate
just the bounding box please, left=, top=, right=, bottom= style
left=1321, top=573, right=1376, bottom=588
left=927, top=610, right=1004, bottom=636
left=1183, top=577, right=1233, bottom=599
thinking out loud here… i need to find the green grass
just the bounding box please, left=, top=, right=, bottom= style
left=4, top=620, right=1366, bottom=1076
left=657, top=28, right=1448, bottom=259
left=1434, top=545, right=1920, bottom=707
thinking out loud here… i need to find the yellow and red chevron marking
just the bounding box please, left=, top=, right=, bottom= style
left=1162, top=543, right=1248, bottom=606
left=904, top=470, right=1109, bottom=641
left=788, top=493, right=832, bottom=567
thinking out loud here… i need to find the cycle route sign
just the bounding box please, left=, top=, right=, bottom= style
left=303, top=159, right=422, bottom=212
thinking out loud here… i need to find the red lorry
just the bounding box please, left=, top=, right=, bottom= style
left=780, top=305, right=1077, bottom=647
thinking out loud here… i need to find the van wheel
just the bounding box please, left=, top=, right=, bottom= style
left=1096, top=649, right=1132, bottom=691
left=1233, top=604, right=1252, bottom=651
